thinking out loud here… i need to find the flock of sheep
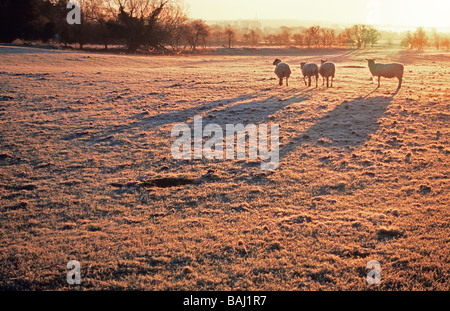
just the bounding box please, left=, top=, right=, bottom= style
left=273, top=58, right=404, bottom=89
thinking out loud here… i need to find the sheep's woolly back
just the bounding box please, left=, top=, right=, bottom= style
left=275, top=62, right=291, bottom=79
left=300, top=63, right=319, bottom=77
left=367, top=60, right=404, bottom=79
left=319, top=62, right=335, bottom=78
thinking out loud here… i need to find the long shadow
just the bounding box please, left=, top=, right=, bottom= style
left=329, top=49, right=360, bottom=62
left=87, top=87, right=311, bottom=145
left=279, top=93, right=394, bottom=162
left=193, top=92, right=311, bottom=129
left=88, top=93, right=260, bottom=142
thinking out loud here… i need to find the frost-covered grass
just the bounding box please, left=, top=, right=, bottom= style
left=0, top=46, right=449, bottom=290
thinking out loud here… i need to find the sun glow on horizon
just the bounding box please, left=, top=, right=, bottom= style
left=186, top=0, right=450, bottom=32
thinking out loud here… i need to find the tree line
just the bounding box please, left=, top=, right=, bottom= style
left=1, top=0, right=448, bottom=53
left=401, top=27, right=450, bottom=50
left=263, top=24, right=381, bottom=48
left=0, top=0, right=211, bottom=53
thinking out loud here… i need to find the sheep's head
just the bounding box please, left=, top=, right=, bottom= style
left=366, top=59, right=376, bottom=65
left=273, top=58, right=282, bottom=66
left=300, top=62, right=307, bottom=69
left=321, top=59, right=327, bottom=64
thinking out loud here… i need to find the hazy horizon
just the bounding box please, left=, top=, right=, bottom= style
left=200, top=18, right=450, bottom=34
left=186, top=0, right=450, bottom=32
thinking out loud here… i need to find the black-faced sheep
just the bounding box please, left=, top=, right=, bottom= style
left=273, top=58, right=291, bottom=86
left=319, top=59, right=335, bottom=88
left=366, top=59, right=404, bottom=89
left=300, top=62, right=319, bottom=88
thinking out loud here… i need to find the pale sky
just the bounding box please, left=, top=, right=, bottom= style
left=185, top=0, right=450, bottom=30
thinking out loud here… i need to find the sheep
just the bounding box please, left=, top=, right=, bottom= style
left=300, top=62, right=319, bottom=88
left=366, top=59, right=404, bottom=89
left=319, top=59, right=335, bottom=88
left=273, top=58, right=291, bottom=86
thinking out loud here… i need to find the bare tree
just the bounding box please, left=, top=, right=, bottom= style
left=320, top=28, right=328, bottom=46
left=82, top=0, right=114, bottom=50
left=158, top=1, right=188, bottom=52
left=292, top=32, right=303, bottom=46
left=347, top=24, right=366, bottom=48
left=432, top=29, right=440, bottom=50
left=335, top=31, right=348, bottom=47
left=401, top=31, right=413, bottom=49
left=441, top=37, right=450, bottom=50
left=319, top=28, right=336, bottom=47
left=412, top=27, right=427, bottom=49
left=303, top=26, right=320, bottom=48
left=328, top=29, right=336, bottom=46
left=344, top=24, right=379, bottom=49
left=365, top=26, right=381, bottom=48
left=263, top=34, right=275, bottom=45
left=112, top=0, right=168, bottom=53
left=224, top=28, right=235, bottom=48
left=302, top=29, right=312, bottom=47
left=402, top=27, right=427, bottom=50
left=243, top=29, right=259, bottom=46
left=278, top=26, right=292, bottom=46
left=185, top=19, right=210, bottom=51
left=69, top=0, right=94, bottom=49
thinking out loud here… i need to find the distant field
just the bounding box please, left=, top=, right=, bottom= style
left=0, top=46, right=448, bottom=290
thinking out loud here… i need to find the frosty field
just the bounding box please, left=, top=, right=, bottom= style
left=0, top=45, right=448, bottom=290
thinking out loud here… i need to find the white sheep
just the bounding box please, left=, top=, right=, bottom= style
left=319, top=59, right=335, bottom=88
left=366, top=59, right=404, bottom=89
left=300, top=62, right=319, bottom=88
left=273, top=58, right=291, bottom=86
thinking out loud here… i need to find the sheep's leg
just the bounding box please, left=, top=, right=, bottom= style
left=331, top=76, right=333, bottom=87
left=397, top=77, right=402, bottom=89
left=326, top=77, right=329, bottom=88
left=286, top=77, right=289, bottom=87
left=315, top=75, right=318, bottom=88
left=377, top=76, right=381, bottom=88
left=279, top=77, right=283, bottom=86
left=303, top=76, right=307, bottom=86
left=308, top=77, right=311, bottom=87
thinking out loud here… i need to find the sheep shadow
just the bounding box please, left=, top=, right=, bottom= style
left=279, top=94, right=394, bottom=162
left=88, top=93, right=260, bottom=142
left=179, top=90, right=310, bottom=172
left=195, top=92, right=310, bottom=129
left=135, top=88, right=311, bottom=131
left=328, top=49, right=361, bottom=63
left=88, top=89, right=310, bottom=149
